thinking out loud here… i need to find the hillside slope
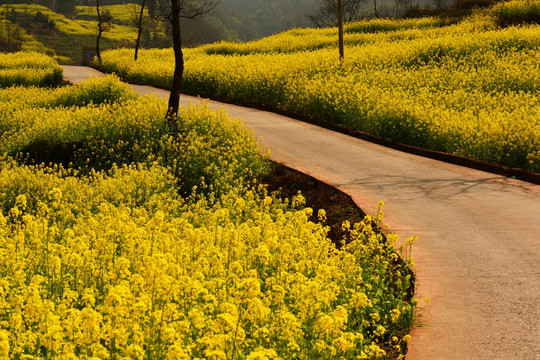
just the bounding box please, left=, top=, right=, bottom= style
left=0, top=4, right=140, bottom=63
left=0, top=1, right=321, bottom=62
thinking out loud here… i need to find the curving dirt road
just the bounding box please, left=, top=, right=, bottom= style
left=63, top=66, right=540, bottom=360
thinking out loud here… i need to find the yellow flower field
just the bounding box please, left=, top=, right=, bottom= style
left=101, top=5, right=540, bottom=172
left=0, top=51, right=62, bottom=87
left=0, top=53, right=417, bottom=359
left=0, top=4, right=161, bottom=62
left=1, top=4, right=139, bottom=44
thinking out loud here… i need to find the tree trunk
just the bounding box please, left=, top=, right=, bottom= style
left=134, top=0, right=146, bottom=61
left=96, top=0, right=102, bottom=62
left=338, top=0, right=344, bottom=60
left=373, top=0, right=379, bottom=18
left=167, top=0, right=183, bottom=131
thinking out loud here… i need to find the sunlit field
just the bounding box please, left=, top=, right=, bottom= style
left=0, top=4, right=157, bottom=63
left=0, top=52, right=417, bottom=359
left=102, top=2, right=540, bottom=172
left=1, top=4, right=139, bottom=42
left=0, top=51, right=62, bottom=86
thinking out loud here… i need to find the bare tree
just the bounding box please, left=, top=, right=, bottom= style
left=95, top=0, right=112, bottom=62
left=153, top=0, right=219, bottom=130
left=133, top=0, right=147, bottom=60
left=373, top=0, right=379, bottom=18
left=310, top=0, right=365, bottom=28
left=338, top=0, right=344, bottom=59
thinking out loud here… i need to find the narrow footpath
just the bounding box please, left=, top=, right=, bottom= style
left=63, top=66, right=540, bottom=360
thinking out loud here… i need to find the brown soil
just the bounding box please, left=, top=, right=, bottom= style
left=263, top=162, right=415, bottom=358
left=262, top=161, right=366, bottom=244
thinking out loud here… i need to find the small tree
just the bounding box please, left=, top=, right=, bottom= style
left=133, top=0, right=147, bottom=60
left=338, top=0, right=344, bottom=59
left=95, top=0, right=112, bottom=62
left=153, top=0, right=219, bottom=130
left=373, top=0, right=379, bottom=18
left=310, top=0, right=366, bottom=28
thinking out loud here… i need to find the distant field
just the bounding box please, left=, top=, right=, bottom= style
left=76, top=4, right=143, bottom=26
left=0, top=4, right=146, bottom=63
left=101, top=2, right=540, bottom=172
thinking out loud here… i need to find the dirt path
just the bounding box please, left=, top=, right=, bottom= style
left=63, top=66, right=540, bottom=360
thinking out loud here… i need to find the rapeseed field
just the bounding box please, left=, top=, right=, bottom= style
left=0, top=52, right=417, bottom=359
left=101, top=1, right=540, bottom=172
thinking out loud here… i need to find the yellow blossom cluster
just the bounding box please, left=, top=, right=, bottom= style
left=193, top=18, right=440, bottom=56
left=0, top=74, right=136, bottom=110
left=0, top=52, right=416, bottom=359
left=491, top=0, right=540, bottom=21
left=101, top=7, right=540, bottom=172
left=0, top=162, right=415, bottom=359
left=0, top=51, right=62, bottom=87
left=0, top=76, right=268, bottom=197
